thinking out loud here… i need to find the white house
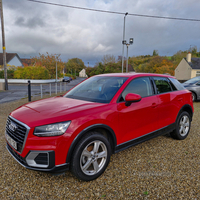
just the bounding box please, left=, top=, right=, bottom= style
left=175, top=52, right=200, bottom=81
left=0, top=53, right=23, bottom=68
left=79, top=69, right=88, bottom=78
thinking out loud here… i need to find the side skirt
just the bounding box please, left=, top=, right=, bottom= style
left=114, top=123, right=175, bottom=153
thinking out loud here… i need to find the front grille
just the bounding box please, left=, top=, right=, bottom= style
left=6, top=116, right=30, bottom=153
left=7, top=143, right=27, bottom=166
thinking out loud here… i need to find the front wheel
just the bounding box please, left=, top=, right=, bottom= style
left=191, top=92, right=196, bottom=101
left=70, top=132, right=111, bottom=181
left=170, top=111, right=191, bottom=140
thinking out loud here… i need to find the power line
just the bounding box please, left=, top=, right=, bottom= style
left=27, top=0, right=200, bottom=22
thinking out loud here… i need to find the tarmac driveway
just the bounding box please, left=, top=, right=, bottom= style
left=0, top=78, right=86, bottom=104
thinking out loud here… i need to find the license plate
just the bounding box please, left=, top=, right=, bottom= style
left=6, top=133, right=17, bottom=150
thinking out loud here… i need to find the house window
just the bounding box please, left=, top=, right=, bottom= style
left=196, top=71, right=200, bottom=77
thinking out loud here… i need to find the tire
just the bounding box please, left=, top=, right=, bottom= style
left=170, top=111, right=191, bottom=140
left=191, top=92, right=196, bottom=101
left=70, top=132, right=111, bottom=181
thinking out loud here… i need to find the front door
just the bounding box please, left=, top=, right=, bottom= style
left=117, top=77, right=159, bottom=144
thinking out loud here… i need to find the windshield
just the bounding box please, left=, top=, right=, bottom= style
left=65, top=76, right=128, bottom=103
left=184, top=76, right=200, bottom=84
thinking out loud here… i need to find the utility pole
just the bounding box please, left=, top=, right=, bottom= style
left=0, top=0, right=8, bottom=90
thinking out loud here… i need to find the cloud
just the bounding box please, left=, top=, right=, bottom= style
left=2, top=0, right=200, bottom=66
left=15, top=16, right=46, bottom=28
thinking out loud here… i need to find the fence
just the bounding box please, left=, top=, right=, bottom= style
left=28, top=81, right=69, bottom=101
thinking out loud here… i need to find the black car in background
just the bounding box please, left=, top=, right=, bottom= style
left=62, top=76, right=71, bottom=82
left=182, top=76, right=200, bottom=101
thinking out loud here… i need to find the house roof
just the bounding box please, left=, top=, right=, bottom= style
left=0, top=53, right=17, bottom=65
left=185, top=57, right=200, bottom=69
left=0, top=53, right=23, bottom=66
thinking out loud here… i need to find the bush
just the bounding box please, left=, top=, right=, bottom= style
left=64, top=73, right=76, bottom=80
left=14, top=65, right=50, bottom=79
left=0, top=69, right=15, bottom=79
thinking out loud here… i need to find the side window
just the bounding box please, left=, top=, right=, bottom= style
left=153, top=77, right=172, bottom=94
left=120, top=77, right=153, bottom=101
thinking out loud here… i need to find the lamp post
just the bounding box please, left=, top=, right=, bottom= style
left=56, top=60, right=57, bottom=82
left=55, top=54, right=59, bottom=94
left=125, top=38, right=134, bottom=73
left=122, top=12, right=128, bottom=73
left=55, top=54, right=60, bottom=82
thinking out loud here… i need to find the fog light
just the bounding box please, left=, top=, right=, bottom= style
left=26, top=151, right=49, bottom=168
left=34, top=153, right=48, bottom=165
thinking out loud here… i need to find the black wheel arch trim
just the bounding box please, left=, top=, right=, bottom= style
left=66, top=124, right=117, bottom=163
left=177, top=104, right=193, bottom=121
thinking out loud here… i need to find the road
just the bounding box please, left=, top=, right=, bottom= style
left=0, top=77, right=86, bottom=104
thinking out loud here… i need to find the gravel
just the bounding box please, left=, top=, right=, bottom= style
left=0, top=95, right=200, bottom=199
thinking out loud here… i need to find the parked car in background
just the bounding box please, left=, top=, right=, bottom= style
left=182, top=76, right=200, bottom=101
left=62, top=76, right=71, bottom=82
left=5, top=73, right=193, bottom=181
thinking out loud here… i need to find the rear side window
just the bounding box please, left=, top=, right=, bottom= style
left=153, top=77, right=172, bottom=94
left=169, top=78, right=185, bottom=90
left=120, top=77, right=153, bottom=101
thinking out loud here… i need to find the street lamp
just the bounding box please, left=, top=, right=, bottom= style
left=122, top=12, right=128, bottom=73
left=56, top=60, right=57, bottom=82
left=125, top=38, right=134, bottom=73
left=54, top=54, right=60, bottom=82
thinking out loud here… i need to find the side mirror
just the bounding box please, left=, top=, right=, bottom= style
left=125, top=93, right=142, bottom=106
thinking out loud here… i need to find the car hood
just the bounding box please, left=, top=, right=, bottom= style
left=10, top=96, right=105, bottom=127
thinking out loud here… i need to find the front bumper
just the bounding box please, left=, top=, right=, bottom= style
left=7, top=143, right=69, bottom=173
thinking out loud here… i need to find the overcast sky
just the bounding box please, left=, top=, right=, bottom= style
left=2, top=0, right=200, bottom=66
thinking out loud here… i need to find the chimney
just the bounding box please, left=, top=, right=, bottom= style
left=186, top=52, right=191, bottom=62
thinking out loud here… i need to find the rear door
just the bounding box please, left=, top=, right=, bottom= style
left=152, top=77, right=183, bottom=129
left=117, top=77, right=159, bottom=144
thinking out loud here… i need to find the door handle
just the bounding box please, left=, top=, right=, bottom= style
left=178, top=98, right=183, bottom=101
left=151, top=103, right=158, bottom=108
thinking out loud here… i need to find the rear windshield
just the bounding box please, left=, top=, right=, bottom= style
left=65, top=76, right=128, bottom=103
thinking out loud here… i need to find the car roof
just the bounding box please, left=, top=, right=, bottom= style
left=95, top=73, right=175, bottom=79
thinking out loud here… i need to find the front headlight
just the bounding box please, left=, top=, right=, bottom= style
left=34, top=121, right=71, bottom=137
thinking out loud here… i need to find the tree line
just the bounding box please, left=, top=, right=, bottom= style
left=0, top=53, right=85, bottom=79
left=86, top=47, right=200, bottom=77
left=0, top=47, right=199, bottom=79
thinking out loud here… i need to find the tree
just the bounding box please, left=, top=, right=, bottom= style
left=31, top=53, right=64, bottom=78
left=153, top=50, right=159, bottom=56
left=134, top=56, right=175, bottom=75
left=65, top=58, right=85, bottom=75
left=170, top=50, right=188, bottom=66
left=101, top=54, right=116, bottom=65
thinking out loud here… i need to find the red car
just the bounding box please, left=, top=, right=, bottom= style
left=5, top=73, right=193, bottom=181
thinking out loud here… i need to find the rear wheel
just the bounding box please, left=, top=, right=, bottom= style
left=170, top=111, right=191, bottom=140
left=71, top=132, right=111, bottom=181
